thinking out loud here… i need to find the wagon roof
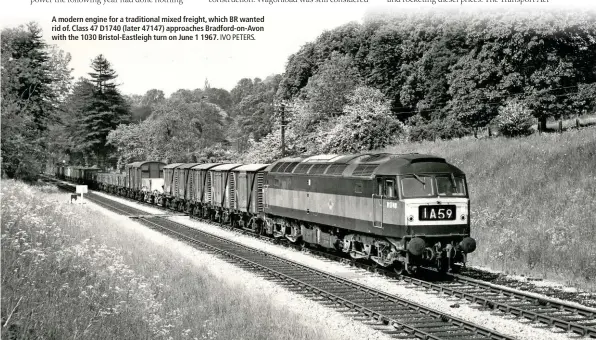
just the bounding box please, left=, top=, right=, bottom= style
left=163, top=163, right=185, bottom=169
left=210, top=163, right=243, bottom=171
left=177, top=163, right=201, bottom=169
left=126, top=161, right=166, bottom=169
left=191, top=163, right=222, bottom=170
left=233, top=164, right=270, bottom=172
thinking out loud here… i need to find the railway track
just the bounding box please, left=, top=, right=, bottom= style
left=45, top=176, right=596, bottom=338
left=287, top=245, right=596, bottom=338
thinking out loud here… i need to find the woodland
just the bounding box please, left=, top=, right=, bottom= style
left=2, top=9, right=596, bottom=178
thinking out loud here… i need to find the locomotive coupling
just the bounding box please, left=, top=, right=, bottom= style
left=458, top=237, right=476, bottom=253
left=407, top=237, right=426, bottom=256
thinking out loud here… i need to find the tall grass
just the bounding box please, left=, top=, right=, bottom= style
left=384, top=128, right=596, bottom=289
left=0, top=180, right=336, bottom=340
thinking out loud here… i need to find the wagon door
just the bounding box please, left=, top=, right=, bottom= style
left=237, top=172, right=248, bottom=211
left=372, top=177, right=383, bottom=228
left=227, top=171, right=235, bottom=209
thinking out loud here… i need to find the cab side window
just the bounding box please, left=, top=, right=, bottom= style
left=385, top=180, right=395, bottom=198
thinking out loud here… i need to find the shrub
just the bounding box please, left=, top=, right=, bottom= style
left=493, top=101, right=535, bottom=137
left=407, top=114, right=471, bottom=142
left=323, top=86, right=408, bottom=153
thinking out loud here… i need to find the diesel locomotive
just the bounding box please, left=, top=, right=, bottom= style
left=58, top=152, right=477, bottom=274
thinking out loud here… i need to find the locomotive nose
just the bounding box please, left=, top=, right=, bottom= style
left=458, top=237, right=476, bottom=253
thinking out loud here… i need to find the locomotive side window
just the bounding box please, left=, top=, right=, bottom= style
left=385, top=180, right=395, bottom=198
left=435, top=175, right=466, bottom=196
left=377, top=181, right=383, bottom=196
left=401, top=176, right=433, bottom=197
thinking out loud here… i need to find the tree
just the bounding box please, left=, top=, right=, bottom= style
left=127, top=89, right=166, bottom=123
left=302, top=52, right=361, bottom=118
left=229, top=75, right=282, bottom=143
left=78, top=54, right=131, bottom=166
left=107, top=97, right=227, bottom=164
left=1, top=22, right=72, bottom=180
left=324, top=86, right=407, bottom=153
left=61, top=78, right=95, bottom=164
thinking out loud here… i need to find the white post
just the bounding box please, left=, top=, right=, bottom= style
left=76, top=185, right=88, bottom=205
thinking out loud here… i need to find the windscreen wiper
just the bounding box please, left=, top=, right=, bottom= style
left=412, top=174, right=426, bottom=186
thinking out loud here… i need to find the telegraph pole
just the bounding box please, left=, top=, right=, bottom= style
left=280, top=102, right=286, bottom=157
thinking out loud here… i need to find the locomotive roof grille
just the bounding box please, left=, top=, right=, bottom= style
left=282, top=162, right=300, bottom=173
left=325, top=164, right=348, bottom=176
left=293, top=163, right=312, bottom=174
left=308, top=163, right=329, bottom=174
left=352, top=164, right=378, bottom=176
left=278, top=162, right=292, bottom=172
left=270, top=162, right=286, bottom=172
left=360, top=153, right=390, bottom=162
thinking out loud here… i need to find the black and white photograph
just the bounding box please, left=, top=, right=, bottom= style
left=1, top=0, right=596, bottom=339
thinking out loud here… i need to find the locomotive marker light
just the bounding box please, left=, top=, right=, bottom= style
left=76, top=185, right=88, bottom=204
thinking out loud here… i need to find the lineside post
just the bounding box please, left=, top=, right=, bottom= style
left=76, top=185, right=88, bottom=204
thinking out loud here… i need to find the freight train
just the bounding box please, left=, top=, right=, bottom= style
left=54, top=153, right=477, bottom=274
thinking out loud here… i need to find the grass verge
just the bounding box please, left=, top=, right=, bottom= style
left=1, top=180, right=336, bottom=340
left=384, top=128, right=596, bottom=290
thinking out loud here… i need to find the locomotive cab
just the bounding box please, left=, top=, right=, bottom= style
left=396, top=173, right=476, bottom=273
left=371, top=154, right=476, bottom=274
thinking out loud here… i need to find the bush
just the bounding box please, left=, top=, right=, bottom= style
left=323, top=87, right=408, bottom=153
left=493, top=101, right=535, bottom=137
left=407, top=114, right=471, bottom=142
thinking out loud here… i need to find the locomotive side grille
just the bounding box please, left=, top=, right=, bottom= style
left=352, top=164, right=378, bottom=176
left=293, top=163, right=312, bottom=174
left=325, top=164, right=348, bottom=176
left=256, top=173, right=264, bottom=212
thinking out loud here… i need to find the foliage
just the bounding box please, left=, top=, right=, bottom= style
left=1, top=22, right=72, bottom=180
left=238, top=128, right=296, bottom=164
left=2, top=180, right=340, bottom=340
left=107, top=98, right=226, bottom=166
left=127, top=89, right=166, bottom=123
left=301, top=52, right=361, bottom=118
left=76, top=55, right=130, bottom=166
left=229, top=75, right=282, bottom=144
left=322, top=87, right=407, bottom=153
left=275, top=9, right=596, bottom=141
left=383, top=129, right=596, bottom=287
left=493, top=100, right=535, bottom=137
left=407, top=114, right=471, bottom=142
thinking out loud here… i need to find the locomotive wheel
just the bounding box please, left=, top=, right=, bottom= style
left=437, top=257, right=449, bottom=274
left=393, top=263, right=406, bottom=276
left=394, top=262, right=416, bottom=276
